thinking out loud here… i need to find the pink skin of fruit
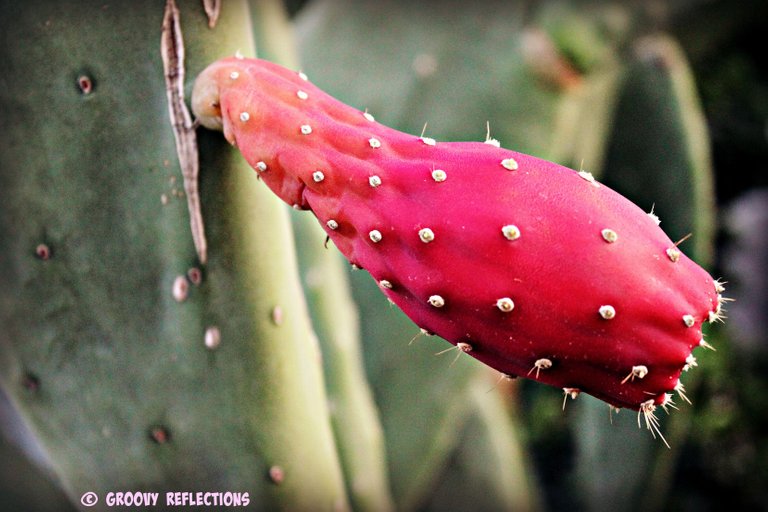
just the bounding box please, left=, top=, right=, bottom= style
left=192, top=57, right=723, bottom=414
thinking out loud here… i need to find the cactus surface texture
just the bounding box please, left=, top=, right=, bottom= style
left=192, top=57, right=724, bottom=429
left=0, top=2, right=349, bottom=509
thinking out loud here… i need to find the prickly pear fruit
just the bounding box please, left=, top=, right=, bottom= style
left=192, top=57, right=723, bottom=423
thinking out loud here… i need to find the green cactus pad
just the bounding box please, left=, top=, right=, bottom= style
left=0, top=1, right=348, bottom=509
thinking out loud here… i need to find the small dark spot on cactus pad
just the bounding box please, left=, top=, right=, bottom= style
left=77, top=75, right=94, bottom=95
left=35, top=243, right=52, bottom=260
left=187, top=267, right=203, bottom=285
left=149, top=426, right=171, bottom=444
left=268, top=465, right=284, bottom=485
left=21, top=373, right=40, bottom=392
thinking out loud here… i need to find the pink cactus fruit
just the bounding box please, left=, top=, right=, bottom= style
left=192, top=57, right=725, bottom=438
